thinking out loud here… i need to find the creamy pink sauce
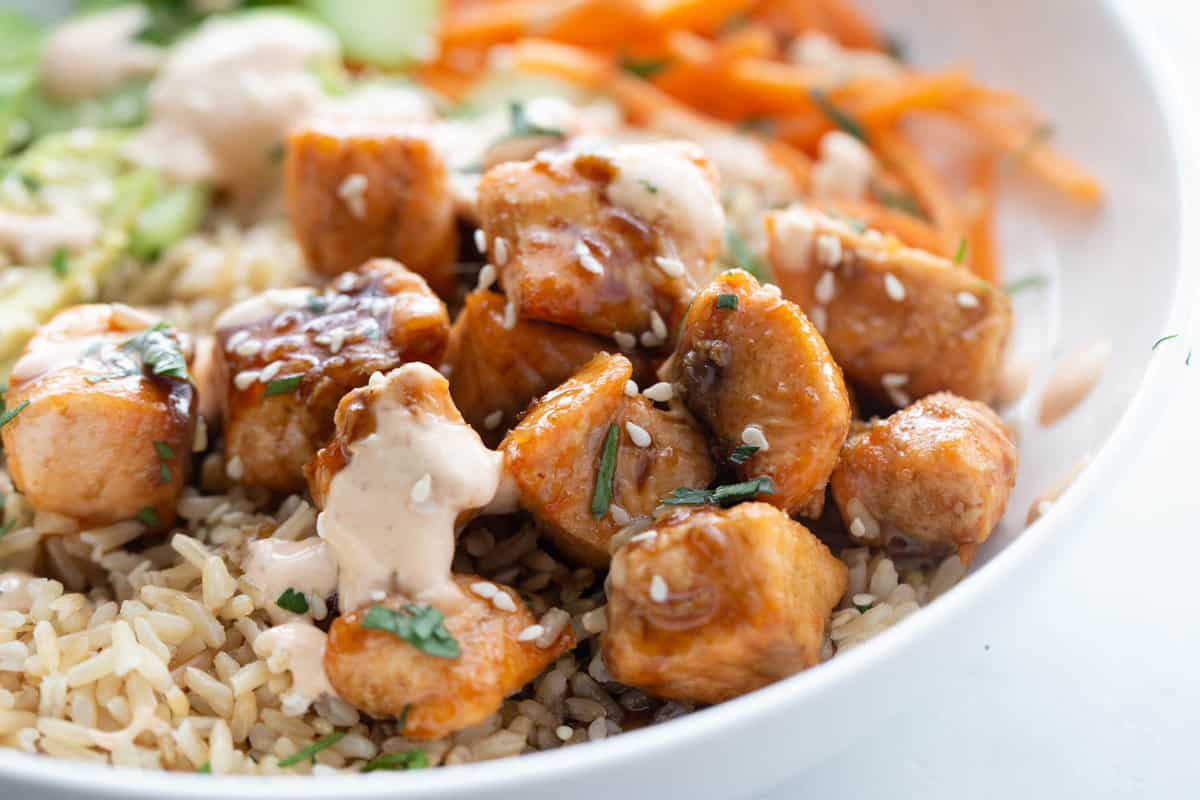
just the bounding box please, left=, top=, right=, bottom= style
left=252, top=622, right=335, bottom=705
left=243, top=538, right=338, bottom=624
left=41, top=6, right=162, bottom=101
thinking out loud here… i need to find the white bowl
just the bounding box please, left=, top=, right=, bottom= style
left=1, top=0, right=1194, bottom=797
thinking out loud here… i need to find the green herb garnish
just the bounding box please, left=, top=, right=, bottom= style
left=620, top=56, right=672, bottom=80
left=0, top=520, right=15, bottom=539
left=874, top=187, right=925, bottom=219
left=884, top=33, right=907, bottom=62
left=715, top=293, right=738, bottom=311
left=953, top=237, right=968, bottom=265
left=1005, top=275, right=1049, bottom=295
left=361, top=749, right=428, bottom=773
left=121, top=322, right=189, bottom=380
left=1152, top=334, right=1180, bottom=351
left=0, top=399, right=28, bottom=430
left=808, top=89, right=868, bottom=143
left=1007, top=121, right=1056, bottom=167
left=736, top=116, right=776, bottom=137
left=154, top=440, right=175, bottom=485
left=397, top=703, right=412, bottom=731
left=639, top=179, right=659, bottom=194
left=137, top=507, right=160, bottom=527
left=50, top=247, right=68, bottom=278
left=277, top=732, right=346, bottom=768
left=724, top=227, right=769, bottom=282
left=17, top=173, right=40, bottom=193
left=197, top=762, right=211, bottom=774
left=305, top=294, right=329, bottom=313
left=265, top=375, right=303, bottom=397
left=276, top=588, right=310, bottom=615
left=729, top=444, right=759, bottom=465
left=590, top=424, right=620, bottom=519
left=662, top=477, right=774, bottom=507
left=361, top=604, right=460, bottom=659
left=268, top=142, right=285, bottom=164
left=506, top=101, right=566, bottom=141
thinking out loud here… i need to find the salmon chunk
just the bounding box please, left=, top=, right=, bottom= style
left=831, top=392, right=1018, bottom=562
left=603, top=503, right=846, bottom=704
left=477, top=141, right=724, bottom=345
left=214, top=259, right=449, bottom=493
left=765, top=206, right=1012, bottom=406
left=501, top=353, right=715, bottom=566
left=662, top=269, right=851, bottom=518
left=285, top=117, right=457, bottom=297
left=324, top=574, right=572, bottom=739
left=1, top=304, right=196, bottom=529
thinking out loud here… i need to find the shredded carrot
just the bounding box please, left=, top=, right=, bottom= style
left=645, top=0, right=759, bottom=34
left=852, top=69, right=972, bottom=129
left=965, top=155, right=999, bottom=284
left=439, top=0, right=545, bottom=48
left=827, top=198, right=949, bottom=256
left=874, top=128, right=966, bottom=253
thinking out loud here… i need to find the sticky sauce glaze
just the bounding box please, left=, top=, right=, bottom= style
left=9, top=303, right=159, bottom=384
left=127, top=13, right=338, bottom=193
left=41, top=5, right=162, bottom=101
left=243, top=538, right=338, bottom=624
left=317, top=363, right=504, bottom=613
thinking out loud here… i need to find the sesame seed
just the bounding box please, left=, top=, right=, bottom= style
left=233, top=371, right=260, bottom=391
left=643, top=382, right=674, bottom=402
left=474, top=228, right=487, bottom=253
left=649, top=575, right=668, bottom=603
left=852, top=593, right=876, bottom=607
left=881, top=372, right=909, bottom=388
left=235, top=339, right=262, bottom=358
left=410, top=474, right=432, bottom=505
left=335, top=273, right=357, bottom=292
left=369, top=590, right=387, bottom=601
left=883, top=273, right=907, bottom=302
left=483, top=410, right=504, bottom=430
left=517, top=624, right=544, bottom=642
left=815, top=234, right=842, bottom=267
left=639, top=330, right=661, bottom=348
left=649, top=310, right=668, bottom=341
left=814, top=271, right=836, bottom=304
left=609, top=505, right=630, bottom=525
left=225, top=456, right=244, bottom=481
left=613, top=331, right=636, bottom=350
left=337, top=173, right=368, bottom=219
left=653, top=255, right=686, bottom=278
left=630, top=530, right=657, bottom=544
left=493, top=237, right=510, bottom=266
left=810, top=306, right=828, bottom=333
left=476, top=263, right=496, bottom=291
left=368, top=371, right=386, bottom=388
left=762, top=283, right=782, bottom=297
left=625, top=421, right=652, bottom=448
left=555, top=725, right=573, bottom=741
left=470, top=581, right=497, bottom=599
left=623, top=380, right=638, bottom=397
left=502, top=298, right=518, bottom=330
left=225, top=330, right=250, bottom=352
left=259, top=361, right=283, bottom=383
left=491, top=592, right=517, bottom=612
left=849, top=517, right=867, bottom=537
left=956, top=291, right=980, bottom=308
left=741, top=424, right=769, bottom=452
left=574, top=241, right=605, bottom=275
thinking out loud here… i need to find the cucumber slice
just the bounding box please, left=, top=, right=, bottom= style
left=302, top=0, right=441, bottom=68
left=131, top=183, right=210, bottom=260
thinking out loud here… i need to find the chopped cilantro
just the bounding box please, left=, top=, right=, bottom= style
left=0, top=399, right=29, bottom=430
left=1152, top=334, right=1180, bottom=351
left=50, top=247, right=68, bottom=278
left=620, top=56, right=672, bottom=80
left=305, top=294, right=329, bottom=314
left=662, top=477, right=774, bottom=507
left=265, top=375, right=303, bottom=397
left=506, top=101, right=566, bottom=141
left=268, top=142, right=285, bottom=164
left=639, top=179, right=659, bottom=194
left=276, top=588, right=310, bottom=615
left=277, top=732, right=346, bottom=768
left=137, top=507, right=161, bottom=527
left=808, top=89, right=868, bottom=143
left=121, top=322, right=189, bottom=380
left=715, top=293, right=738, bottom=311
left=397, top=703, right=412, bottom=731
left=361, top=749, right=428, bottom=773
left=874, top=187, right=926, bottom=219
left=729, top=444, right=759, bottom=465
left=953, top=237, right=968, bottom=265
left=154, top=440, right=175, bottom=485
left=590, top=424, right=620, bottom=519
left=196, top=762, right=211, bottom=774
left=1005, top=275, right=1049, bottom=295
left=361, top=604, right=461, bottom=659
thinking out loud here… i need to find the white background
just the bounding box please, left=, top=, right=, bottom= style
left=762, top=3, right=1200, bottom=797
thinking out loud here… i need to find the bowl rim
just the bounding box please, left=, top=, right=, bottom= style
left=2, top=0, right=1196, bottom=795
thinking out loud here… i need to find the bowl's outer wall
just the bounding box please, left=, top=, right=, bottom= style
left=0, top=0, right=1190, bottom=798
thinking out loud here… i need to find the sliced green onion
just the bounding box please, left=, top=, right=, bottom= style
left=590, top=424, right=620, bottom=519
left=277, top=732, right=346, bottom=768
left=265, top=375, right=303, bottom=397
left=808, top=89, right=868, bottom=143
left=361, top=604, right=460, bottom=659
left=715, top=293, right=738, bottom=311
left=276, top=588, right=310, bottom=615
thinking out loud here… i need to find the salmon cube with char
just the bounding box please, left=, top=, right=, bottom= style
left=1, top=304, right=197, bottom=529
left=214, top=258, right=449, bottom=493
left=765, top=206, right=1012, bottom=407
left=501, top=352, right=715, bottom=566
left=603, top=502, right=847, bottom=704
left=285, top=117, right=458, bottom=297
left=324, top=574, right=573, bottom=740
left=830, top=392, right=1018, bottom=562
left=662, top=269, right=852, bottom=518
left=477, top=141, right=724, bottom=345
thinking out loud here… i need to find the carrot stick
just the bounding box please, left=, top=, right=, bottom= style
left=965, top=155, right=999, bottom=284
left=440, top=0, right=545, bottom=48
left=852, top=69, right=971, bottom=128
left=645, top=0, right=759, bottom=34
left=827, top=198, right=950, bottom=256
left=873, top=128, right=965, bottom=252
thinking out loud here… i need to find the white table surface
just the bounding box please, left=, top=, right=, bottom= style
left=762, top=4, right=1200, bottom=797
